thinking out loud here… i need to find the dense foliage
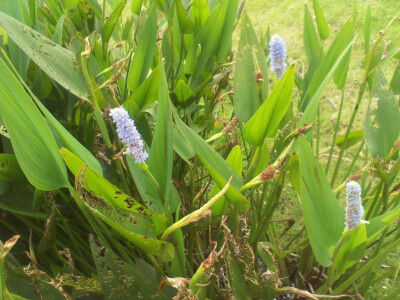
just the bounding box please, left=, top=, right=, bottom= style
left=0, top=0, right=400, bottom=299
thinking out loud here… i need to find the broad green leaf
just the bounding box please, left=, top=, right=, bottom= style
left=303, top=4, right=320, bottom=64
left=0, top=58, right=68, bottom=190
left=131, top=0, right=143, bottom=15
left=333, top=224, right=367, bottom=275
left=0, top=11, right=89, bottom=99
left=243, top=66, right=295, bottom=146
left=90, top=236, right=170, bottom=298
left=335, top=130, right=364, bottom=150
left=148, top=64, right=173, bottom=205
left=0, top=50, right=103, bottom=175
left=174, top=79, right=194, bottom=106
left=364, top=5, right=372, bottom=55
left=127, top=7, right=158, bottom=91
left=210, top=145, right=242, bottom=215
left=52, top=16, right=65, bottom=45
left=233, top=12, right=269, bottom=123
left=121, top=15, right=135, bottom=40
left=126, top=155, right=170, bottom=215
left=0, top=154, right=25, bottom=182
left=366, top=204, right=400, bottom=244
left=61, top=148, right=150, bottom=216
left=61, top=0, right=78, bottom=10
left=307, top=19, right=355, bottom=102
left=333, top=45, right=352, bottom=90
left=184, top=2, right=223, bottom=81
left=365, top=70, right=400, bottom=158
left=253, top=143, right=270, bottom=177
left=216, top=0, right=239, bottom=61
left=312, top=0, right=330, bottom=40
left=45, top=0, right=62, bottom=19
left=390, top=61, right=400, bottom=95
left=0, top=1, right=30, bottom=81
left=298, top=33, right=354, bottom=128
left=87, top=198, right=174, bottom=261
left=191, top=0, right=210, bottom=32
left=288, top=154, right=300, bottom=192
left=102, top=0, right=127, bottom=45
left=299, top=135, right=345, bottom=266
left=173, top=125, right=195, bottom=163
left=127, top=66, right=160, bottom=111
left=176, top=0, right=194, bottom=34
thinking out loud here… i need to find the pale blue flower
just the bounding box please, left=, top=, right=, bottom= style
left=345, top=181, right=364, bottom=230
left=109, top=106, right=148, bottom=163
left=269, top=34, right=287, bottom=79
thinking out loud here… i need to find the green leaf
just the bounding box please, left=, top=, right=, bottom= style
left=90, top=236, right=170, bottom=298
left=52, top=16, right=65, bottom=45
left=0, top=51, right=103, bottom=175
left=45, top=0, right=62, bottom=19
left=148, top=64, right=173, bottom=204
left=243, top=66, right=295, bottom=146
left=308, top=18, right=355, bottom=101
left=365, top=70, right=400, bottom=158
left=335, top=130, right=364, bottom=150
left=0, top=1, right=30, bottom=81
left=390, top=61, right=400, bottom=95
left=121, top=15, right=135, bottom=41
left=176, top=0, right=194, bottom=34
left=298, top=24, right=354, bottom=128
left=173, top=125, right=195, bottom=163
left=0, top=58, right=68, bottom=191
left=61, top=148, right=152, bottom=216
left=102, top=0, right=127, bottom=45
left=127, top=66, right=160, bottom=112
left=172, top=107, right=249, bottom=212
left=174, top=80, right=194, bottom=106
left=0, top=11, right=89, bottom=99
left=131, top=0, right=143, bottom=15
left=366, top=204, right=400, bottom=244
left=333, top=45, right=352, bottom=90
left=127, top=7, right=158, bottom=91
left=303, top=4, right=320, bottom=64
left=233, top=12, right=269, bottom=123
left=0, top=154, right=25, bottom=182
left=299, top=135, right=345, bottom=266
left=333, top=224, right=367, bottom=275
left=191, top=0, right=210, bottom=32
left=210, top=145, right=242, bottom=215
left=185, top=0, right=237, bottom=83
left=88, top=201, right=174, bottom=261
left=312, top=0, right=330, bottom=40
left=184, top=2, right=224, bottom=80
left=216, top=0, right=239, bottom=61
left=61, top=0, right=78, bottom=10
left=364, top=5, right=372, bottom=55
left=198, top=153, right=249, bottom=212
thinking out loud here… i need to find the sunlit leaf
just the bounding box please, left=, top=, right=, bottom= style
left=299, top=135, right=345, bottom=266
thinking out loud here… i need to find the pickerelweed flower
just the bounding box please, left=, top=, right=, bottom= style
left=269, top=34, right=287, bottom=79
left=345, top=181, right=364, bottom=230
left=109, top=106, right=148, bottom=163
